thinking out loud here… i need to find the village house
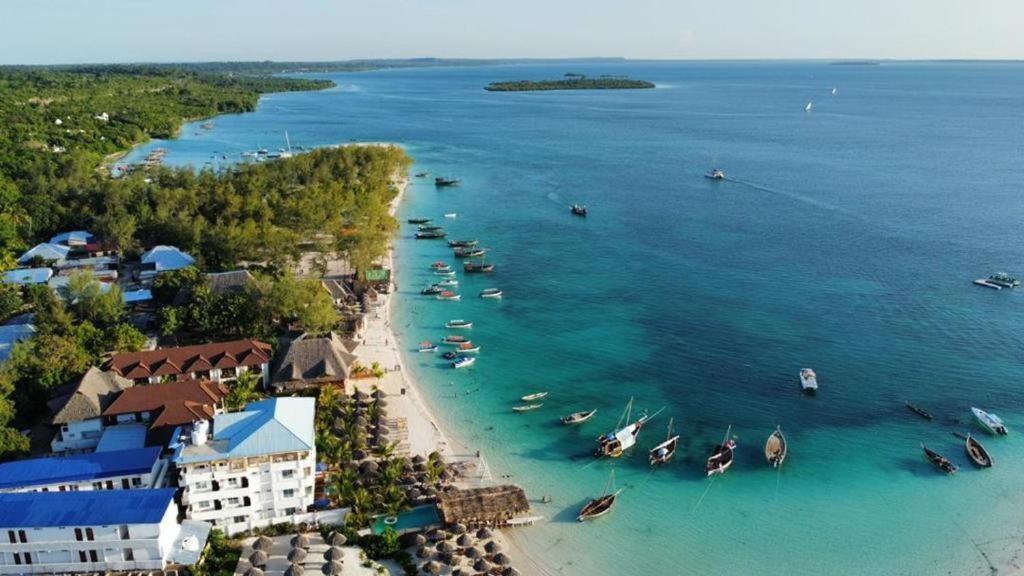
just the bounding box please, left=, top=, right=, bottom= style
left=103, top=339, right=272, bottom=386
left=0, top=447, right=166, bottom=493
left=0, top=489, right=210, bottom=574
left=49, top=368, right=133, bottom=453
left=101, top=379, right=228, bottom=447
left=271, top=332, right=359, bottom=393
left=173, top=397, right=316, bottom=536
left=138, top=245, right=195, bottom=281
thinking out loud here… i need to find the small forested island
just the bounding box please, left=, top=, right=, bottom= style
left=485, top=73, right=655, bottom=92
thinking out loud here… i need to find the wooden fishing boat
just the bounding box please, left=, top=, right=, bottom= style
left=571, top=204, right=587, bottom=217
left=442, top=351, right=458, bottom=360
left=649, top=418, right=679, bottom=466
left=418, top=341, right=438, bottom=353
left=454, top=247, right=487, bottom=258
left=419, top=225, right=445, bottom=232
left=435, top=177, right=461, bottom=187
left=906, top=402, right=934, bottom=421
left=705, top=426, right=737, bottom=477
left=448, top=239, right=479, bottom=248
left=596, top=399, right=664, bottom=458
left=521, top=392, right=548, bottom=402
left=464, top=261, right=495, bottom=273
left=961, top=433, right=992, bottom=468
left=436, top=291, right=461, bottom=301
left=512, top=403, right=543, bottom=412
left=441, top=335, right=470, bottom=345
left=414, top=172, right=429, bottom=178
left=456, top=342, right=480, bottom=354
left=416, top=230, right=447, bottom=239
left=479, top=288, right=503, bottom=299
left=577, top=471, right=621, bottom=522
left=407, top=218, right=432, bottom=224
left=971, top=407, right=1008, bottom=435
left=421, top=285, right=444, bottom=295
left=445, top=319, right=472, bottom=329
left=430, top=261, right=449, bottom=269
left=433, top=269, right=456, bottom=277
left=921, top=443, right=958, bottom=474
left=438, top=278, right=459, bottom=287
left=451, top=355, right=475, bottom=369
left=562, top=410, right=597, bottom=425
left=764, top=426, right=787, bottom=468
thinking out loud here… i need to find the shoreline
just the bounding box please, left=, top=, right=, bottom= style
left=363, top=156, right=554, bottom=576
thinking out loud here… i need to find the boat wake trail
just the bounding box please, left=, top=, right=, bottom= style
left=725, top=177, right=861, bottom=220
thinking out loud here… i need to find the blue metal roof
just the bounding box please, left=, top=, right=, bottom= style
left=0, top=447, right=161, bottom=489
left=174, top=397, right=314, bottom=465
left=49, top=230, right=95, bottom=245
left=95, top=424, right=149, bottom=453
left=123, top=289, right=153, bottom=303
left=0, top=488, right=176, bottom=528
left=141, top=245, right=195, bottom=272
left=2, top=268, right=53, bottom=285
left=17, top=243, right=70, bottom=264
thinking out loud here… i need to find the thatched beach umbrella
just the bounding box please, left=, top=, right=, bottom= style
left=288, top=548, right=308, bottom=562
left=413, top=454, right=427, bottom=464
left=473, top=559, right=492, bottom=573
left=291, top=534, right=310, bottom=548
left=423, top=560, right=442, bottom=574
left=427, top=528, right=446, bottom=542
left=376, top=425, right=391, bottom=436
left=253, top=535, right=274, bottom=550
left=355, top=414, right=369, bottom=428
left=328, top=532, right=347, bottom=547
left=456, top=534, right=474, bottom=547
left=476, top=527, right=492, bottom=539
left=451, top=522, right=467, bottom=535
left=493, top=552, right=511, bottom=566
left=249, top=550, right=269, bottom=567
left=285, top=564, right=305, bottom=576
left=359, top=460, right=379, bottom=475
left=415, top=461, right=428, bottom=472
left=416, top=546, right=431, bottom=559
left=484, top=541, right=501, bottom=554
left=438, top=550, right=455, bottom=565
left=414, top=533, right=427, bottom=546
left=423, top=486, right=438, bottom=498
left=324, top=546, right=344, bottom=562
left=244, top=568, right=264, bottom=576
left=465, top=546, right=483, bottom=559
left=322, top=561, right=343, bottom=575
left=451, top=570, right=464, bottom=576
left=353, top=448, right=367, bottom=461
left=502, top=567, right=521, bottom=576
left=436, top=541, right=455, bottom=554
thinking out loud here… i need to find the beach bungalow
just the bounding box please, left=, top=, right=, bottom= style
left=270, top=332, right=359, bottom=393
left=173, top=397, right=316, bottom=536
left=0, top=446, right=166, bottom=493
left=0, top=488, right=210, bottom=574
left=101, top=379, right=228, bottom=448
left=103, top=339, right=272, bottom=386
left=138, top=245, right=195, bottom=281
left=321, top=278, right=358, bottom=306
left=436, top=485, right=531, bottom=528
left=17, top=243, right=70, bottom=266
left=49, top=367, right=134, bottom=453
left=1, top=268, right=52, bottom=286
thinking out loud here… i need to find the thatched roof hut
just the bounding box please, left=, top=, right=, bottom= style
left=436, top=541, right=455, bottom=554
left=484, top=541, right=501, bottom=554
left=476, top=527, right=493, bottom=539
left=437, top=486, right=529, bottom=527
left=493, top=552, right=512, bottom=566
left=456, top=534, right=474, bottom=547
left=473, top=559, right=492, bottom=573
left=423, top=560, right=442, bottom=574
left=416, top=546, right=431, bottom=559
left=502, top=567, right=521, bottom=576
left=465, top=547, right=483, bottom=559
left=288, top=548, right=308, bottom=562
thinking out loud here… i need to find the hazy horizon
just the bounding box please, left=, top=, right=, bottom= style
left=4, top=0, right=1024, bottom=65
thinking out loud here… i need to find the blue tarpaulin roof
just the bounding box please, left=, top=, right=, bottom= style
left=0, top=447, right=162, bottom=489
left=2, top=268, right=53, bottom=285
left=0, top=488, right=176, bottom=528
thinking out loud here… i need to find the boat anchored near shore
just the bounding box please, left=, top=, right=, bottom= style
left=577, top=470, right=621, bottom=522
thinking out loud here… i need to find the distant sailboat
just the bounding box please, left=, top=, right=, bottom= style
left=831, top=87, right=838, bottom=95
left=805, top=101, right=813, bottom=113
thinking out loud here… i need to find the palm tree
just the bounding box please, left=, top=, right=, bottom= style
left=224, top=371, right=262, bottom=411
left=425, top=457, right=446, bottom=485
left=381, top=484, right=406, bottom=518
left=347, top=487, right=374, bottom=527
left=331, top=467, right=358, bottom=506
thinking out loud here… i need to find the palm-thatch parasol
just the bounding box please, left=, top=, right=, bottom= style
left=476, top=527, right=492, bottom=539
left=328, top=532, right=347, bottom=547
left=473, top=558, right=492, bottom=573
left=376, top=425, right=391, bottom=436
left=502, top=567, right=521, bottom=576
left=291, top=534, right=310, bottom=548
left=407, top=486, right=423, bottom=500
left=451, top=570, right=464, bottom=576
left=465, top=546, right=483, bottom=559
left=438, top=550, right=455, bottom=565
left=451, top=522, right=467, bottom=535
left=436, top=541, right=455, bottom=554
left=414, top=533, right=427, bottom=546
left=416, top=546, right=431, bottom=559
left=354, top=390, right=370, bottom=402
left=355, top=415, right=369, bottom=428
left=414, top=461, right=428, bottom=472
left=359, top=460, right=379, bottom=475
left=288, top=548, right=308, bottom=562
left=253, top=535, right=274, bottom=550
left=427, top=528, right=446, bottom=542
left=423, top=560, right=442, bottom=574
left=493, top=552, right=512, bottom=566
left=423, top=486, right=438, bottom=498
left=249, top=550, right=269, bottom=567
left=484, top=541, right=501, bottom=554
left=322, top=561, right=343, bottom=575
left=456, top=534, right=474, bottom=547
left=324, top=546, right=344, bottom=562
left=285, top=564, right=305, bottom=576
left=413, top=454, right=427, bottom=464
left=372, top=388, right=387, bottom=399
left=244, top=568, right=264, bottom=576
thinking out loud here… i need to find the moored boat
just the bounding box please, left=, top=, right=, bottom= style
left=464, top=261, right=495, bottom=273
left=764, top=426, right=787, bottom=468
left=577, top=471, right=621, bottom=522
left=438, top=278, right=459, bottom=287
left=973, top=279, right=1002, bottom=290
left=451, top=355, right=475, bottom=369
left=988, top=272, right=1020, bottom=288
left=705, top=168, right=725, bottom=180
left=705, top=426, right=737, bottom=476
left=571, top=204, right=587, bottom=217
left=416, top=230, right=447, bottom=239
left=454, top=247, right=487, bottom=258
left=596, top=398, right=663, bottom=458
left=436, top=291, right=461, bottom=301
left=480, top=288, right=503, bottom=299
left=445, top=319, right=473, bottom=329
left=456, top=342, right=480, bottom=354
left=418, top=341, right=438, bottom=353
left=800, top=368, right=818, bottom=394
left=435, top=177, right=461, bottom=187
left=448, top=239, right=479, bottom=248
left=921, top=443, right=958, bottom=474
left=521, top=392, right=548, bottom=402
left=442, top=351, right=458, bottom=360
left=433, top=269, right=456, bottom=277
left=561, top=409, right=597, bottom=425
left=445, top=213, right=458, bottom=219
left=408, top=218, right=432, bottom=224
left=513, top=403, right=543, bottom=412
left=649, top=418, right=679, bottom=466
left=958, top=433, right=992, bottom=468
left=441, top=335, right=470, bottom=345
left=421, top=285, right=444, bottom=295
left=419, top=225, right=445, bottom=232
left=430, top=260, right=449, bottom=269
left=906, top=402, right=934, bottom=421
left=971, top=407, right=1008, bottom=435
left=414, top=172, right=429, bottom=178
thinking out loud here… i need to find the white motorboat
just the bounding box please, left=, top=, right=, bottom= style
left=800, top=368, right=818, bottom=394
left=971, top=407, right=1008, bottom=435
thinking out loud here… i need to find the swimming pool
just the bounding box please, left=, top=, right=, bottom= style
left=371, top=505, right=442, bottom=535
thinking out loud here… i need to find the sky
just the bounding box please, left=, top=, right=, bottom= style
left=2, top=0, right=1024, bottom=65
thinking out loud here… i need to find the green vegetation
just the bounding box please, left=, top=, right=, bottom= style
left=485, top=74, right=655, bottom=92
left=194, top=530, right=241, bottom=576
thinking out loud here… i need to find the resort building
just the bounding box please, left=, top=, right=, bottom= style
left=101, top=379, right=228, bottom=447
left=139, top=245, right=194, bottom=281
left=173, top=397, right=316, bottom=536
left=103, top=339, right=272, bottom=386
left=0, top=447, right=166, bottom=493
left=49, top=367, right=133, bottom=453
left=271, top=332, right=358, bottom=393
left=17, top=243, right=70, bottom=266
left=0, top=488, right=210, bottom=574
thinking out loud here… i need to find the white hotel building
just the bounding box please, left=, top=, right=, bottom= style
left=173, top=397, right=316, bottom=536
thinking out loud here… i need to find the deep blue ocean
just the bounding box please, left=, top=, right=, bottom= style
left=126, top=62, right=1024, bottom=575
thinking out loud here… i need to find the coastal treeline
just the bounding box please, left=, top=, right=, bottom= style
left=485, top=75, right=655, bottom=91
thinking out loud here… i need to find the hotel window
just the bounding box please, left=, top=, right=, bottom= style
left=123, top=548, right=134, bottom=561
left=75, top=528, right=83, bottom=541
left=122, top=478, right=130, bottom=489
left=93, top=482, right=103, bottom=490
left=18, top=530, right=26, bottom=543
left=86, top=528, right=95, bottom=541
left=7, top=530, right=15, bottom=543
left=79, top=551, right=87, bottom=563
left=283, top=489, right=295, bottom=498
left=281, top=470, right=295, bottom=479
left=131, top=477, right=142, bottom=487
left=105, top=480, right=114, bottom=490
left=89, top=550, right=98, bottom=562
left=13, top=552, right=20, bottom=565
left=234, top=516, right=246, bottom=524
left=24, top=552, right=32, bottom=565
left=119, top=525, right=130, bottom=540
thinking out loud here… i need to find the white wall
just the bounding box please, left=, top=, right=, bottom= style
left=51, top=419, right=105, bottom=453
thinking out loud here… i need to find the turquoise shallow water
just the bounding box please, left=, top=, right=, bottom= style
left=129, top=62, right=1024, bottom=575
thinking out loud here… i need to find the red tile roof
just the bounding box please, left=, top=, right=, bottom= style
left=102, top=380, right=229, bottom=429
left=104, top=339, right=271, bottom=381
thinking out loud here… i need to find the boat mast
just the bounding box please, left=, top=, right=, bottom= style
left=285, top=130, right=292, bottom=154
left=666, top=417, right=674, bottom=441
left=602, top=469, right=616, bottom=497
left=616, top=397, right=633, bottom=430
